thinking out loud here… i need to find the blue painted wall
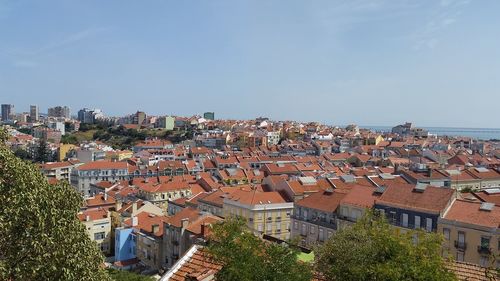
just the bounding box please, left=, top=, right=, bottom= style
left=115, top=227, right=136, bottom=262
left=374, top=204, right=439, bottom=232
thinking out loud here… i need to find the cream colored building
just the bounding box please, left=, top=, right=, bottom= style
left=223, top=189, right=293, bottom=240
left=439, top=199, right=499, bottom=268
left=136, top=180, right=192, bottom=213
left=79, top=208, right=112, bottom=255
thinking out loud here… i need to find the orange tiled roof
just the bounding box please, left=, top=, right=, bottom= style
left=376, top=184, right=454, bottom=214
left=446, top=261, right=499, bottom=281
left=443, top=199, right=500, bottom=228
left=163, top=245, right=222, bottom=281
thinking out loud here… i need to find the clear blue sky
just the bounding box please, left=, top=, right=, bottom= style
left=1, top=0, right=499, bottom=127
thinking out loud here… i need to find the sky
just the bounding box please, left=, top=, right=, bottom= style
left=1, top=0, right=499, bottom=128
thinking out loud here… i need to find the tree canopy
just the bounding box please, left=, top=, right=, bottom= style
left=0, top=128, right=110, bottom=280
left=315, top=210, right=457, bottom=281
left=207, top=218, right=312, bottom=281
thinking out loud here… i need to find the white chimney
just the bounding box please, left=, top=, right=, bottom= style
left=85, top=215, right=90, bottom=221
left=132, top=216, right=138, bottom=227
left=132, top=202, right=137, bottom=215
left=104, top=193, right=108, bottom=201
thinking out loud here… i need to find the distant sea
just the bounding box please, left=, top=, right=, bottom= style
left=359, top=126, right=500, bottom=141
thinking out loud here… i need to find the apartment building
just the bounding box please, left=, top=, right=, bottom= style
left=439, top=199, right=499, bottom=268
left=79, top=208, right=112, bottom=254
left=71, top=161, right=130, bottom=196
left=162, top=207, right=221, bottom=269
left=291, top=188, right=347, bottom=248
left=223, top=189, right=293, bottom=240
left=136, top=179, right=192, bottom=212
left=40, top=160, right=82, bottom=182
left=123, top=212, right=169, bottom=271
left=374, top=183, right=455, bottom=232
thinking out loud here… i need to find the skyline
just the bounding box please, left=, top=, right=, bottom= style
left=1, top=0, right=500, bottom=127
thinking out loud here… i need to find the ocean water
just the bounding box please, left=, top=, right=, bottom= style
left=360, top=126, right=500, bottom=140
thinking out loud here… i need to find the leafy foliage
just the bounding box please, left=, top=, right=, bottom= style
left=315, top=210, right=457, bottom=281
left=0, top=129, right=111, bottom=280
left=61, top=134, right=79, bottom=145
left=13, top=148, right=30, bottom=160
left=207, top=218, right=312, bottom=281
left=106, top=268, right=153, bottom=281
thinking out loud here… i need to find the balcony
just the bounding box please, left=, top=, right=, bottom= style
left=454, top=241, right=467, bottom=251
left=477, top=245, right=491, bottom=255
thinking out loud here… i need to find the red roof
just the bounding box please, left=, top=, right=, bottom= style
left=124, top=211, right=169, bottom=237
left=376, top=184, right=454, bottom=214
left=443, top=199, right=500, bottom=228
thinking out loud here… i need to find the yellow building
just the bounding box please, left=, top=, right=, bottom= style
left=222, top=188, right=293, bottom=240
left=58, top=143, right=76, bottom=161
left=438, top=199, right=499, bottom=268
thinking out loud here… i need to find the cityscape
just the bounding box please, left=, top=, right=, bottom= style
left=1, top=1, right=500, bottom=280
left=1, top=102, right=499, bottom=280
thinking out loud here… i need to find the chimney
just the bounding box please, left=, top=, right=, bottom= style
left=427, top=169, right=433, bottom=177
left=132, top=201, right=138, bottom=215
left=152, top=224, right=159, bottom=234
left=115, top=199, right=122, bottom=211
left=85, top=215, right=90, bottom=221
left=104, top=193, right=108, bottom=201
left=132, top=216, right=138, bottom=227
left=181, top=218, right=189, bottom=230
left=201, top=222, right=206, bottom=237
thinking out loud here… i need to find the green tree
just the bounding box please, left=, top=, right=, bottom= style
left=0, top=129, right=111, bottom=280
left=13, top=148, right=31, bottom=160
left=315, top=210, right=457, bottom=281
left=35, top=139, right=50, bottom=163
left=61, top=134, right=79, bottom=145
left=207, top=218, right=312, bottom=281
left=106, top=268, right=153, bottom=281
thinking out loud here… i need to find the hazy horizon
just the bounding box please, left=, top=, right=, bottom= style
left=1, top=0, right=500, bottom=128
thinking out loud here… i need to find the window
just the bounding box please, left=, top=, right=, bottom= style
left=456, top=252, right=464, bottom=262
left=402, top=213, right=408, bottom=227
left=294, top=221, right=298, bottom=230
left=388, top=211, right=396, bottom=223
left=341, top=207, right=348, bottom=217
left=286, top=211, right=291, bottom=217
left=443, top=228, right=450, bottom=240
left=480, top=256, right=488, bottom=267
left=426, top=218, right=433, bottom=232
left=480, top=237, right=490, bottom=248
left=266, top=222, right=272, bottom=233
left=319, top=229, right=324, bottom=241
left=276, top=223, right=281, bottom=232
left=94, top=232, right=105, bottom=240
left=414, top=216, right=421, bottom=229
left=310, top=226, right=315, bottom=234
left=257, top=223, right=263, bottom=232
left=301, top=224, right=307, bottom=236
